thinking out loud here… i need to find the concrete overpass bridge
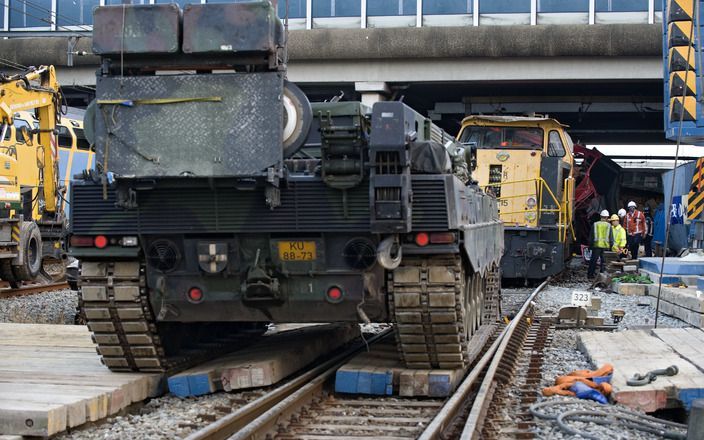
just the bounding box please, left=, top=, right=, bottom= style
left=0, top=0, right=665, bottom=144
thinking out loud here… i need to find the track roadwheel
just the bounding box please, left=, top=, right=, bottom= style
left=11, top=222, right=42, bottom=281
left=0, top=260, right=19, bottom=288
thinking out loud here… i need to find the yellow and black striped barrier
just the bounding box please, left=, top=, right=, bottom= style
left=688, top=158, right=704, bottom=220
left=10, top=223, right=19, bottom=244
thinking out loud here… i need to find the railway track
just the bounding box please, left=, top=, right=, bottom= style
left=185, top=279, right=550, bottom=440
left=0, top=281, right=70, bottom=299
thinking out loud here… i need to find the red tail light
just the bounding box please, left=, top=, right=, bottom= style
left=414, top=232, right=429, bottom=247
left=188, top=287, right=203, bottom=303
left=94, top=235, right=108, bottom=249
left=326, top=286, right=343, bottom=302
left=430, top=232, right=456, bottom=244
left=70, top=236, right=94, bottom=247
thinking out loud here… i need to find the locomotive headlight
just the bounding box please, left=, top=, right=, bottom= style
left=524, top=212, right=537, bottom=222
left=121, top=236, right=138, bottom=247
left=526, top=196, right=537, bottom=209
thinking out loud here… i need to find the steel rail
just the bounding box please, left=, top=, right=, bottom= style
left=0, top=281, right=70, bottom=298
left=185, top=328, right=392, bottom=440
left=418, top=277, right=550, bottom=440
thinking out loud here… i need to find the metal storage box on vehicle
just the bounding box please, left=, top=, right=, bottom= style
left=92, top=4, right=181, bottom=55
left=182, top=2, right=283, bottom=54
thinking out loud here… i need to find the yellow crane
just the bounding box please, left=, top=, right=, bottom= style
left=0, top=65, right=65, bottom=286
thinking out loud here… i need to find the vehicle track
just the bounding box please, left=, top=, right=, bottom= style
left=186, top=280, right=550, bottom=440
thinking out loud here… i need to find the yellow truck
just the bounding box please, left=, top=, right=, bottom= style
left=0, top=66, right=66, bottom=285
left=457, top=115, right=575, bottom=280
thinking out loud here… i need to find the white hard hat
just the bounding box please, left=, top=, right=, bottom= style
left=600, top=210, right=609, bottom=217
left=618, top=208, right=627, bottom=217
left=627, top=201, right=636, bottom=208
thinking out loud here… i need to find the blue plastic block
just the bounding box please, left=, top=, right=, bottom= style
left=357, top=370, right=373, bottom=394
left=428, top=374, right=452, bottom=397
left=662, top=276, right=682, bottom=285
left=384, top=371, right=393, bottom=395
left=639, top=257, right=704, bottom=276
left=187, top=374, right=213, bottom=396
left=167, top=376, right=192, bottom=397
left=679, top=388, right=704, bottom=411
left=335, top=369, right=359, bottom=394
left=370, top=370, right=391, bottom=395
left=698, top=277, right=704, bottom=290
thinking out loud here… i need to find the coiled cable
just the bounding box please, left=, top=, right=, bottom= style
left=530, top=399, right=687, bottom=439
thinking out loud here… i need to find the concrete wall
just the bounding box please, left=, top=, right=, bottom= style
left=0, top=23, right=661, bottom=73
left=288, top=24, right=661, bottom=60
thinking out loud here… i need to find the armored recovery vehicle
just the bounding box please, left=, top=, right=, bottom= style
left=72, top=1, right=503, bottom=373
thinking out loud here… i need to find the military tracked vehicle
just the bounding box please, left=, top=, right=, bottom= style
left=72, top=1, right=503, bottom=373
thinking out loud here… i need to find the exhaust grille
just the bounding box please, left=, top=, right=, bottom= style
left=71, top=177, right=449, bottom=234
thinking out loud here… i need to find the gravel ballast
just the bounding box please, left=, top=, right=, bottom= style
left=56, top=391, right=265, bottom=440
left=534, top=284, right=688, bottom=330
left=0, top=288, right=77, bottom=324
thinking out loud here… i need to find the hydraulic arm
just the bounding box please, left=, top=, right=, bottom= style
left=0, top=65, right=61, bottom=218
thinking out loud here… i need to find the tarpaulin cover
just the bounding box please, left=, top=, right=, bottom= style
left=409, top=141, right=451, bottom=174
left=659, top=161, right=697, bottom=252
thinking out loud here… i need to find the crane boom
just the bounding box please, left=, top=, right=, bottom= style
left=0, top=65, right=60, bottom=217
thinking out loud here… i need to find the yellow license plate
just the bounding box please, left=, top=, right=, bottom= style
left=278, top=241, right=316, bottom=261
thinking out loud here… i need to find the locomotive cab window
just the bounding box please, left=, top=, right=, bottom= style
left=57, top=125, right=73, bottom=148
left=14, top=119, right=30, bottom=143
left=547, top=130, right=566, bottom=157
left=459, top=126, right=543, bottom=150
left=74, top=128, right=91, bottom=151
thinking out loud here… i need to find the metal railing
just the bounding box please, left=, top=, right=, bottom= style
left=485, top=176, right=575, bottom=242
left=0, top=0, right=661, bottom=34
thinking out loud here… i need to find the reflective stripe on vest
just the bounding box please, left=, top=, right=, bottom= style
left=593, top=221, right=611, bottom=249
left=613, top=225, right=627, bottom=249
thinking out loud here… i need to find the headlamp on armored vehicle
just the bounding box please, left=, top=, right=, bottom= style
left=120, top=236, right=138, bottom=247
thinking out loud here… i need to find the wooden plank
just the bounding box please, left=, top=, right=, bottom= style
left=652, top=328, right=704, bottom=372
left=0, top=401, right=67, bottom=437
left=648, top=296, right=704, bottom=327
left=0, top=323, right=164, bottom=436
left=647, top=285, right=704, bottom=314
left=0, top=391, right=87, bottom=428
left=169, top=324, right=359, bottom=397
left=221, top=324, right=359, bottom=393
left=0, top=383, right=115, bottom=422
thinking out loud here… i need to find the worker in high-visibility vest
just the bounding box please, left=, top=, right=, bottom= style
left=611, top=214, right=628, bottom=259
left=588, top=210, right=614, bottom=279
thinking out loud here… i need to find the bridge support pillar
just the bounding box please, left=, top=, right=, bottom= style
left=355, top=81, right=390, bottom=107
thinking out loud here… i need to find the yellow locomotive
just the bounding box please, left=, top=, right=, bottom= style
left=458, top=115, right=575, bottom=280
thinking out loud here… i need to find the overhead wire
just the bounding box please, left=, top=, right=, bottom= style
left=0, top=56, right=29, bottom=71
left=16, top=0, right=93, bottom=33
left=6, top=0, right=90, bottom=38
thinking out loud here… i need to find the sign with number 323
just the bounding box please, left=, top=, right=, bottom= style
left=571, top=290, right=592, bottom=307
